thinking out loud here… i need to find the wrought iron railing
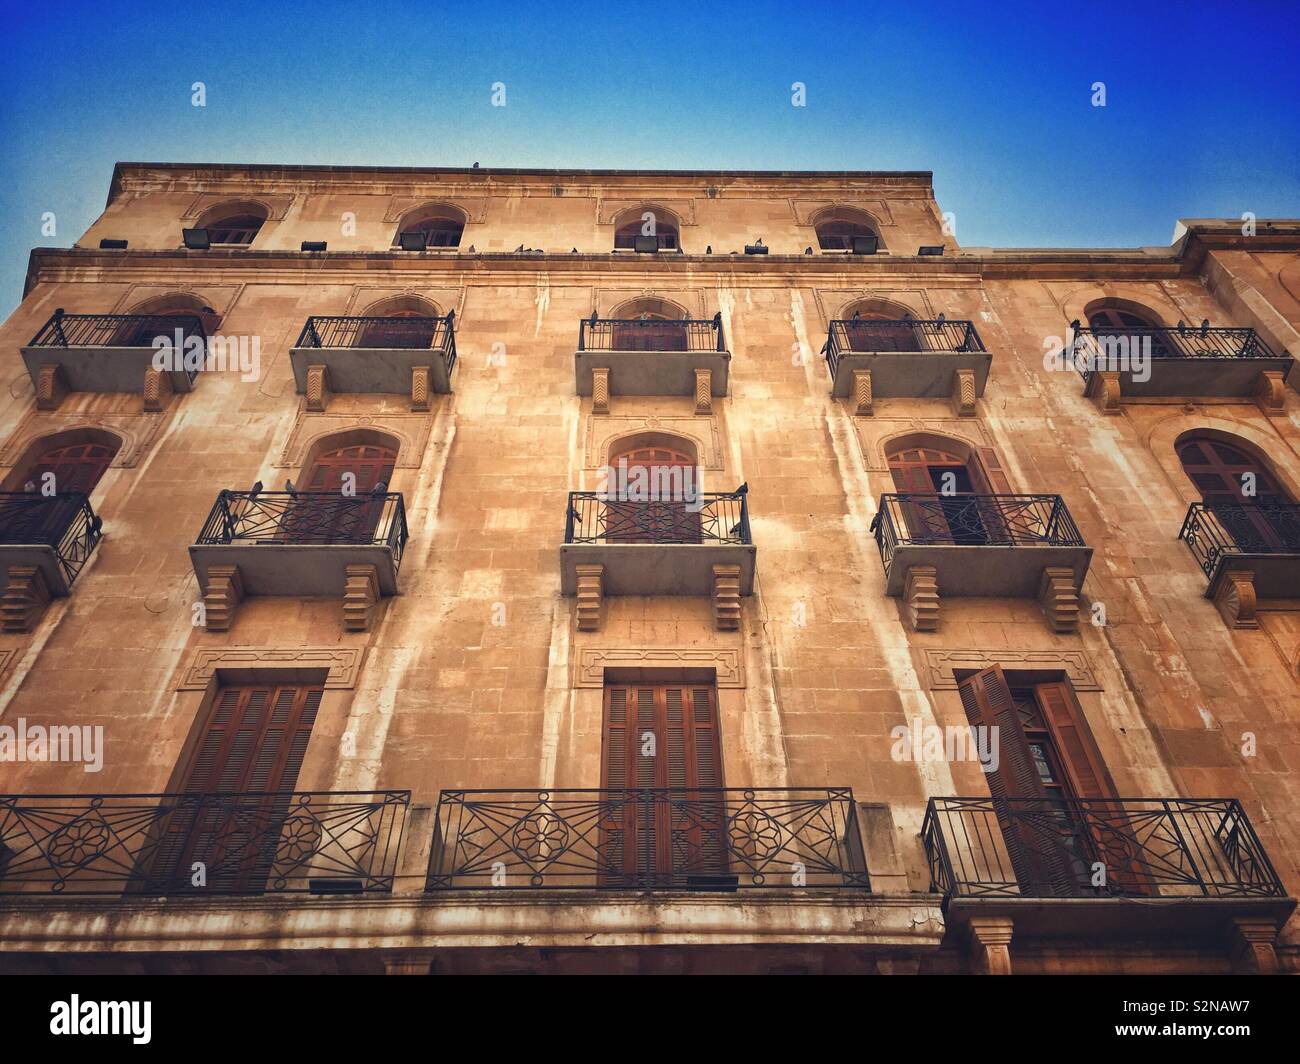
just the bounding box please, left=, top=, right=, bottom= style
left=426, top=788, right=869, bottom=891
left=823, top=318, right=985, bottom=378
left=0, top=492, right=102, bottom=587
left=1179, top=502, right=1300, bottom=581
left=578, top=313, right=725, bottom=353
left=296, top=312, right=457, bottom=375
left=565, top=489, right=751, bottom=545
left=1068, top=324, right=1277, bottom=383
left=872, top=493, right=1084, bottom=577
left=27, top=309, right=207, bottom=351
left=195, top=490, right=408, bottom=569
left=0, top=791, right=410, bottom=895
left=922, top=797, right=1285, bottom=900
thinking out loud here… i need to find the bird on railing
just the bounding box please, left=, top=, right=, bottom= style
left=571, top=248, right=578, bottom=253
left=23, top=480, right=35, bottom=493
left=89, top=515, right=103, bottom=535
left=736, top=482, right=748, bottom=495
left=1200, top=319, right=1210, bottom=335
left=248, top=481, right=264, bottom=501
left=729, top=522, right=743, bottom=537
left=466, top=244, right=476, bottom=253
left=284, top=479, right=297, bottom=498
left=804, top=246, right=813, bottom=254
left=705, top=245, right=712, bottom=254
left=515, top=245, right=525, bottom=253
left=852, top=310, right=861, bottom=321
left=936, top=312, right=945, bottom=323
left=588, top=309, right=598, bottom=325
left=372, top=481, right=388, bottom=497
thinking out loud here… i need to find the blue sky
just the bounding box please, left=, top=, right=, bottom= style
left=1, top=0, right=1297, bottom=314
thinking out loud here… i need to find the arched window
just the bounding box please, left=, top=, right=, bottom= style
left=815, top=209, right=882, bottom=252
left=605, top=436, right=700, bottom=543
left=1178, top=434, right=1296, bottom=551
left=394, top=208, right=465, bottom=249
left=613, top=208, right=680, bottom=251
left=608, top=297, right=689, bottom=351
left=1086, top=301, right=1172, bottom=358
left=17, top=437, right=119, bottom=495
left=196, top=203, right=268, bottom=246
left=886, top=440, right=1011, bottom=545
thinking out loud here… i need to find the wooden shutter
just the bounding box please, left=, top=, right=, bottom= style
left=974, top=447, right=1013, bottom=494
left=958, top=667, right=1045, bottom=803
left=1033, top=682, right=1116, bottom=800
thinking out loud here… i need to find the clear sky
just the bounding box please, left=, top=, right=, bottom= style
left=1, top=0, right=1297, bottom=315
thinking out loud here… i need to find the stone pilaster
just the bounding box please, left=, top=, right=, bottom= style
left=0, top=566, right=52, bottom=633
left=711, top=564, right=742, bottom=630
left=1038, top=566, right=1081, bottom=633
left=343, top=564, right=381, bottom=631
left=142, top=365, right=173, bottom=412
left=904, top=565, right=940, bottom=631
left=575, top=564, right=604, bottom=631
left=591, top=367, right=610, bottom=414
left=202, top=565, right=243, bottom=632
left=410, top=365, right=431, bottom=412
left=305, top=364, right=331, bottom=412
left=967, top=917, right=1014, bottom=975
left=950, top=367, right=977, bottom=416
left=1214, top=570, right=1258, bottom=629
left=694, top=368, right=713, bottom=414
left=852, top=369, right=873, bottom=416
left=35, top=364, right=68, bottom=411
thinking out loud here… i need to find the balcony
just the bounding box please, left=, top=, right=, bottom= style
left=1069, top=324, right=1292, bottom=411
left=560, top=489, right=755, bottom=630
left=574, top=314, right=730, bottom=412
left=923, top=797, right=1293, bottom=946
left=21, top=310, right=206, bottom=409
left=189, top=490, right=408, bottom=632
left=289, top=313, right=457, bottom=411
left=0, top=791, right=409, bottom=896
left=426, top=788, right=870, bottom=892
left=0, top=492, right=103, bottom=632
left=871, top=493, right=1092, bottom=632
left=1179, top=501, right=1300, bottom=627
left=823, top=318, right=990, bottom=415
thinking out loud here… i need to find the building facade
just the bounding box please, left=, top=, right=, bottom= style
left=0, top=163, right=1297, bottom=975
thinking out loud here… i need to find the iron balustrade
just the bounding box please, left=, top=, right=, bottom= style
left=296, top=312, right=457, bottom=375
left=426, top=788, right=870, bottom=891
left=872, top=493, right=1083, bottom=577
left=27, top=310, right=208, bottom=387
left=1068, top=324, right=1276, bottom=383
left=922, top=796, right=1285, bottom=900
left=578, top=313, right=725, bottom=353
left=0, top=791, right=410, bottom=895
left=195, top=490, right=409, bottom=569
left=1179, top=502, right=1300, bottom=580
left=0, top=492, right=102, bottom=587
left=823, top=318, right=985, bottom=379
left=565, top=489, right=750, bottom=545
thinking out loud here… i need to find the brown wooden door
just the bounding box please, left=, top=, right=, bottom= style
left=284, top=443, right=396, bottom=543
left=610, top=312, right=688, bottom=351
left=143, top=683, right=323, bottom=893
left=959, top=667, right=1145, bottom=897
left=358, top=307, right=437, bottom=348
left=888, top=446, right=998, bottom=544
left=606, top=445, right=700, bottom=543
left=24, top=443, right=114, bottom=495
left=600, top=683, right=723, bottom=886
left=843, top=310, right=919, bottom=351
left=1178, top=436, right=1295, bottom=550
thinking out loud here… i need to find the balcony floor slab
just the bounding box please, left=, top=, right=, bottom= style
left=574, top=350, right=731, bottom=396
left=560, top=543, right=755, bottom=596
left=21, top=345, right=196, bottom=394
left=830, top=350, right=991, bottom=399
left=189, top=543, right=400, bottom=597
left=289, top=346, right=451, bottom=395
left=884, top=544, right=1092, bottom=597
left=1084, top=356, right=1292, bottom=399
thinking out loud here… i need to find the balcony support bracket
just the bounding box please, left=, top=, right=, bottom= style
left=951, top=367, right=977, bottom=416
left=1093, top=370, right=1122, bottom=414
left=575, top=563, right=604, bottom=631
left=1228, top=917, right=1281, bottom=974
left=411, top=366, right=432, bottom=412
left=904, top=565, right=940, bottom=631
left=202, top=564, right=243, bottom=632
left=852, top=369, right=873, bottom=416
left=1254, top=370, right=1286, bottom=415
left=966, top=916, right=1014, bottom=976
left=142, top=364, right=173, bottom=413
left=1214, top=569, right=1258, bottom=629
left=694, top=368, right=713, bottom=414
left=712, top=564, right=742, bottom=630
left=343, top=563, right=381, bottom=631
left=1038, top=566, right=1081, bottom=633
left=306, top=364, right=332, bottom=412
left=35, top=364, right=68, bottom=412
left=0, top=565, right=52, bottom=633
left=591, top=367, right=610, bottom=415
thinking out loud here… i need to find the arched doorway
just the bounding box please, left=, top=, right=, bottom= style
left=358, top=306, right=440, bottom=349
left=304, top=442, right=395, bottom=494
left=885, top=441, right=1018, bottom=546
left=606, top=439, right=700, bottom=543
left=609, top=298, right=689, bottom=352
left=285, top=440, right=397, bottom=543
left=21, top=441, right=116, bottom=495
left=841, top=304, right=919, bottom=352
left=1087, top=302, right=1172, bottom=358
left=112, top=295, right=219, bottom=346
left=1178, top=434, right=1298, bottom=550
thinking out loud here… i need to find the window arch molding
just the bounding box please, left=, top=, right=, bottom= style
left=1147, top=416, right=1300, bottom=509
left=296, top=428, right=403, bottom=492
left=392, top=203, right=468, bottom=249
left=879, top=430, right=1014, bottom=494
left=606, top=429, right=701, bottom=469
left=1081, top=297, right=1169, bottom=331
left=838, top=296, right=917, bottom=321
left=608, top=295, right=691, bottom=320
left=811, top=206, right=884, bottom=252
left=611, top=205, right=681, bottom=251
left=359, top=293, right=444, bottom=318
left=0, top=427, right=125, bottom=494
left=194, top=200, right=269, bottom=245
